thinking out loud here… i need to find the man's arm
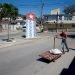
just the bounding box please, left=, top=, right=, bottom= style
left=55, top=34, right=62, bottom=39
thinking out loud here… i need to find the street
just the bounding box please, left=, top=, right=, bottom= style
left=0, top=0, right=75, bottom=75
left=0, top=34, right=53, bottom=75
left=0, top=32, right=75, bottom=75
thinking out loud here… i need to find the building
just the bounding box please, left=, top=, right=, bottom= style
left=1, top=16, right=26, bottom=31
left=43, top=12, right=75, bottom=32
left=51, top=8, right=60, bottom=15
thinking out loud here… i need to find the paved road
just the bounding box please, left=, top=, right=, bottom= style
left=0, top=32, right=75, bottom=75
left=0, top=35, right=54, bottom=75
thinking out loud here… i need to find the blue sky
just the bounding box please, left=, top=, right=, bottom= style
left=0, top=0, right=75, bottom=17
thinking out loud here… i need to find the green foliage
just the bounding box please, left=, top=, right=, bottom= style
left=16, top=27, right=22, bottom=30
left=36, top=17, right=45, bottom=25
left=0, top=3, right=18, bottom=20
left=64, top=5, right=75, bottom=14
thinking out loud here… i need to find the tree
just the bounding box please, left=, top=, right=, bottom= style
left=1, top=3, right=18, bottom=20
left=0, top=3, right=18, bottom=41
left=0, top=3, right=3, bottom=32
left=36, top=17, right=45, bottom=25
left=64, top=5, right=75, bottom=14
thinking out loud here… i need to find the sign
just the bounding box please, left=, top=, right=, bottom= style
left=26, top=13, right=36, bottom=38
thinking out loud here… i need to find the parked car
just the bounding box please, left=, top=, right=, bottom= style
left=22, top=26, right=26, bottom=32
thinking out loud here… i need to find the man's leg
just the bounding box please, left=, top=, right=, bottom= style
left=62, top=42, right=65, bottom=53
left=64, top=41, right=69, bottom=52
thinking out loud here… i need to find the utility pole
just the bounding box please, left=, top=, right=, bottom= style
left=40, top=0, right=44, bottom=26
left=56, top=12, right=58, bottom=32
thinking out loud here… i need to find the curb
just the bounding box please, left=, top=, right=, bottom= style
left=0, top=38, right=42, bottom=49
left=0, top=35, right=53, bottom=49
left=0, top=41, right=31, bottom=49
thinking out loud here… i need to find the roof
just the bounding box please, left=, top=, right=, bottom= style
left=43, top=14, right=75, bottom=17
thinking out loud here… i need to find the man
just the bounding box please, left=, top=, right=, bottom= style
left=56, top=31, right=69, bottom=53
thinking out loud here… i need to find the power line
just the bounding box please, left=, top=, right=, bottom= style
left=15, top=1, right=73, bottom=7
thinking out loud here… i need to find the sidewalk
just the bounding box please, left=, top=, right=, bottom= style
left=36, top=50, right=75, bottom=75
left=0, top=38, right=36, bottom=49
left=36, top=37, right=75, bottom=75
left=0, top=31, right=53, bottom=49
left=0, top=30, right=33, bottom=48
left=0, top=34, right=45, bottom=49
left=0, top=30, right=21, bottom=35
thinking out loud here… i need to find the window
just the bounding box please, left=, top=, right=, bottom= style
left=72, top=24, right=75, bottom=27
left=20, top=21, right=26, bottom=25
left=68, top=16, right=72, bottom=20
left=59, top=16, right=62, bottom=20
left=64, top=16, right=72, bottom=20
left=64, top=16, right=68, bottom=20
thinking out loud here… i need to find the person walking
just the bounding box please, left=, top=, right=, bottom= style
left=55, top=31, right=69, bottom=53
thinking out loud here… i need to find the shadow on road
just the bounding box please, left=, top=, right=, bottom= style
left=69, top=48, right=75, bottom=51
left=60, top=57, right=75, bottom=75
left=2, top=38, right=14, bottom=41
left=37, top=58, right=51, bottom=64
left=67, top=34, right=75, bottom=38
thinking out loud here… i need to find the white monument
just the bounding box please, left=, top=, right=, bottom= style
left=26, top=13, right=36, bottom=38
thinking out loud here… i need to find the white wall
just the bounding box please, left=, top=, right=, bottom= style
left=45, top=15, right=75, bottom=24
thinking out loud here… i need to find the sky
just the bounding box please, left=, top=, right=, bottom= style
left=0, top=0, right=75, bottom=17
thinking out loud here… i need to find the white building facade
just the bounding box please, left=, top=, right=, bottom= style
left=44, top=8, right=75, bottom=24
left=44, top=14, right=75, bottom=24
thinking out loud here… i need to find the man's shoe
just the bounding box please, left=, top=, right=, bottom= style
left=63, top=52, right=65, bottom=54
